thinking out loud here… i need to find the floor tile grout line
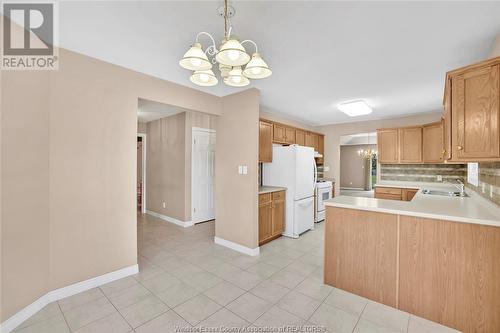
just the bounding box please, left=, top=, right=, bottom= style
left=56, top=301, right=72, bottom=332
left=96, top=285, right=136, bottom=332
left=350, top=300, right=368, bottom=333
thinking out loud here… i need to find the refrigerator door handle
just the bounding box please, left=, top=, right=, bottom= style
left=313, top=160, right=317, bottom=192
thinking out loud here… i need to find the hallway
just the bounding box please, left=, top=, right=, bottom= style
left=13, top=214, right=457, bottom=333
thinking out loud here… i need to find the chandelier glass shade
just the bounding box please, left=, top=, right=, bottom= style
left=179, top=43, right=212, bottom=71
left=190, top=69, right=218, bottom=86
left=179, top=0, right=271, bottom=87
left=243, top=53, right=272, bottom=79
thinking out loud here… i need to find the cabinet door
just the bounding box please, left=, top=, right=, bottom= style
left=318, top=135, right=324, bottom=155
left=402, top=189, right=418, bottom=201
left=305, top=132, right=314, bottom=147
left=423, top=121, right=444, bottom=163
left=443, top=78, right=452, bottom=160
left=452, top=64, right=500, bottom=160
left=377, top=129, right=399, bottom=163
left=259, top=121, right=273, bottom=162
left=284, top=127, right=296, bottom=144
left=259, top=198, right=273, bottom=244
left=295, top=130, right=305, bottom=146
left=271, top=192, right=285, bottom=236
left=312, top=133, right=319, bottom=151
left=399, top=127, right=423, bottom=163
left=273, top=124, right=286, bottom=143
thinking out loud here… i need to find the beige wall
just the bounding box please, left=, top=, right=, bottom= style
left=216, top=89, right=260, bottom=249
left=1, top=43, right=226, bottom=321
left=318, top=112, right=442, bottom=195
left=340, top=144, right=376, bottom=189
left=146, top=113, right=187, bottom=221
left=137, top=122, right=147, bottom=134
left=1, top=70, right=51, bottom=322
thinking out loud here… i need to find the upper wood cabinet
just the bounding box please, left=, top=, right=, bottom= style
left=295, top=129, right=305, bottom=146
left=442, top=56, right=500, bottom=162
left=284, top=127, right=296, bottom=144
left=423, top=121, right=444, bottom=163
left=259, top=121, right=273, bottom=163
left=399, top=127, right=423, bottom=163
left=273, top=124, right=286, bottom=143
left=451, top=63, right=499, bottom=160
left=377, top=129, right=399, bottom=163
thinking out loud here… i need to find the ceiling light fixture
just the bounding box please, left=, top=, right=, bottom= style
left=338, top=100, right=373, bottom=117
left=179, top=0, right=272, bottom=87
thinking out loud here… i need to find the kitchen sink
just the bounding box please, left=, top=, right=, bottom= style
left=421, top=189, right=468, bottom=197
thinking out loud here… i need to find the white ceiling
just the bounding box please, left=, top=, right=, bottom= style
left=137, top=99, right=184, bottom=123
left=340, top=132, right=377, bottom=146
left=58, top=1, right=500, bottom=125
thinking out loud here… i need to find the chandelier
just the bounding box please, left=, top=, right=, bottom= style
left=357, top=132, right=378, bottom=160
left=178, top=0, right=272, bottom=87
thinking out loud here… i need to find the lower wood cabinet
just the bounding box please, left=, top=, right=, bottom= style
left=259, top=191, right=285, bottom=245
left=325, top=207, right=500, bottom=332
left=399, top=216, right=500, bottom=332
left=374, top=187, right=417, bottom=201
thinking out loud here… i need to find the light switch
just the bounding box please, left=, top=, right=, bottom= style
left=238, top=165, right=243, bottom=174
left=242, top=165, right=248, bottom=174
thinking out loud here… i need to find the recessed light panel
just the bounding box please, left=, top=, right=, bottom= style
left=338, top=100, right=373, bottom=117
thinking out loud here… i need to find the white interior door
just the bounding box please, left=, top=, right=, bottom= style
left=192, top=128, right=216, bottom=224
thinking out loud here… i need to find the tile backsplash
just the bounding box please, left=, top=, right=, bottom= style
left=466, top=162, right=500, bottom=206
left=380, top=164, right=466, bottom=183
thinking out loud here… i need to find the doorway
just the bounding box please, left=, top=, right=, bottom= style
left=137, top=134, right=146, bottom=214
left=191, top=127, right=216, bottom=224
left=339, top=132, right=377, bottom=197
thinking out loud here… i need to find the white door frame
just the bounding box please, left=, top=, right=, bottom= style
left=137, top=133, right=146, bottom=214
left=191, top=127, right=216, bottom=224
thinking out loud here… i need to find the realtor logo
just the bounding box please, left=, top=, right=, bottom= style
left=1, top=2, right=58, bottom=70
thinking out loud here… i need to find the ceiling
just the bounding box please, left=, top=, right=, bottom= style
left=137, top=99, right=184, bottom=123
left=58, top=1, right=500, bottom=125
left=340, top=132, right=377, bottom=146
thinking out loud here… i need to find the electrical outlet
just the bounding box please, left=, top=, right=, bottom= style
left=242, top=165, right=248, bottom=174
left=162, top=202, right=166, bottom=208
left=324, top=166, right=330, bottom=172
left=238, top=165, right=243, bottom=174
left=437, top=175, right=442, bottom=182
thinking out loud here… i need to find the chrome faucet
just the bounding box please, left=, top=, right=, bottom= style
left=445, top=179, right=466, bottom=197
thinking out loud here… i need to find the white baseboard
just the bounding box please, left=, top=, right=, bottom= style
left=214, top=236, right=260, bottom=256
left=0, top=264, right=138, bottom=333
left=146, top=210, right=194, bottom=228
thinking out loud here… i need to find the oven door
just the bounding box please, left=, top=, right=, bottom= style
left=316, top=187, right=331, bottom=212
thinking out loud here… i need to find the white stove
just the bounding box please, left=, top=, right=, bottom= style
left=315, top=181, right=333, bottom=222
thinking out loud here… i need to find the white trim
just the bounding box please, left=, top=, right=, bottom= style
left=0, top=265, right=138, bottom=333
left=137, top=133, right=147, bottom=214
left=214, top=236, right=260, bottom=256
left=340, top=187, right=365, bottom=190
left=191, top=127, right=216, bottom=224
left=146, top=210, right=194, bottom=228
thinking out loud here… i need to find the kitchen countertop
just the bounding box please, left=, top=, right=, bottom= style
left=259, top=186, right=287, bottom=194
left=325, top=182, right=500, bottom=227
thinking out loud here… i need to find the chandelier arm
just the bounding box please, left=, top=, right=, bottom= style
left=195, top=32, right=218, bottom=52
left=241, top=39, right=258, bottom=53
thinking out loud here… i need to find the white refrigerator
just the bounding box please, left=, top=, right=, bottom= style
left=263, top=145, right=316, bottom=238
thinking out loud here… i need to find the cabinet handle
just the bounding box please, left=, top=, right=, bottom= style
left=457, top=146, right=463, bottom=150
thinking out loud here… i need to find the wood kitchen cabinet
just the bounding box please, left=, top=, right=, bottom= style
left=442, top=56, right=500, bottom=162
left=377, top=129, right=399, bottom=163
left=273, top=124, right=286, bottom=143
left=399, top=127, right=423, bottom=163
left=259, top=121, right=273, bottom=162
left=423, top=121, right=444, bottom=163
left=284, top=127, right=295, bottom=144
left=374, top=187, right=418, bottom=201
left=451, top=62, right=500, bottom=160
left=295, top=129, right=305, bottom=146
left=259, top=191, right=285, bottom=245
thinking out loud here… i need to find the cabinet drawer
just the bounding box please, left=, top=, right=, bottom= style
left=259, top=193, right=271, bottom=205
left=272, top=191, right=285, bottom=201
left=375, top=193, right=402, bottom=201
left=375, top=187, right=402, bottom=195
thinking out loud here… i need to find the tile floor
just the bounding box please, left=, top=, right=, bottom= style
left=13, top=213, right=460, bottom=333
